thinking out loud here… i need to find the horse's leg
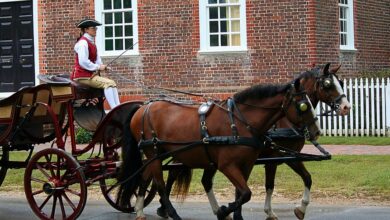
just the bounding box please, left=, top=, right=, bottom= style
left=263, top=163, right=279, bottom=220
left=157, top=168, right=179, bottom=218
left=154, top=163, right=182, bottom=220
left=287, top=161, right=312, bottom=220
left=134, top=168, right=153, bottom=220
left=216, top=166, right=252, bottom=220
left=201, top=167, right=222, bottom=215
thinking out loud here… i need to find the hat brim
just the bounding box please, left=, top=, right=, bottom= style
left=77, top=19, right=102, bottom=28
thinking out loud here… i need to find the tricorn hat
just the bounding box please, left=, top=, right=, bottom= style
left=76, top=19, right=102, bottom=28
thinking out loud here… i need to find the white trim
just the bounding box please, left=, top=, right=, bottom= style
left=95, top=0, right=139, bottom=57
left=339, top=0, right=355, bottom=50
left=0, top=0, right=39, bottom=98
left=199, top=0, right=247, bottom=52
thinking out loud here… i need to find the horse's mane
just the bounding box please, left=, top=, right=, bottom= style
left=295, top=66, right=321, bottom=80
left=233, top=83, right=291, bottom=103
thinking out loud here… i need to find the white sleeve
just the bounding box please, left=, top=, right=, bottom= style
left=74, top=40, right=100, bottom=71
left=95, top=51, right=102, bottom=65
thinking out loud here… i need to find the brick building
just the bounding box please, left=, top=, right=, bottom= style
left=0, top=0, right=389, bottom=100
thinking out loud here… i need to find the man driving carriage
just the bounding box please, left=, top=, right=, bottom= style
left=72, top=18, right=120, bottom=109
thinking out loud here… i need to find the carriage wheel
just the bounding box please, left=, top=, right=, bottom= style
left=24, top=148, right=87, bottom=220
left=0, top=146, right=9, bottom=186
left=99, top=174, right=157, bottom=213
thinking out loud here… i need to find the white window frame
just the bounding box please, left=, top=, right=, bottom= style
left=199, top=0, right=247, bottom=53
left=339, top=0, right=355, bottom=51
left=95, top=0, right=139, bottom=57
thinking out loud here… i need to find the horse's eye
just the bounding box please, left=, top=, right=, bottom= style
left=323, top=78, right=332, bottom=88
left=299, top=102, right=309, bottom=112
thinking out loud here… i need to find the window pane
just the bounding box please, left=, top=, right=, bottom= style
left=114, top=12, right=123, bottom=23
left=125, top=25, right=133, bottom=36
left=209, top=7, right=218, bottom=19
left=123, top=0, right=132, bottom=8
left=219, top=0, right=226, bottom=3
left=105, top=13, right=113, bottom=24
left=210, top=21, right=219, bottom=33
left=221, top=34, right=228, bottom=46
left=231, top=6, right=240, bottom=18
left=104, top=0, right=112, bottom=10
left=220, top=7, right=227, bottom=18
left=105, top=26, right=113, bottom=37
left=220, top=21, right=228, bottom=32
left=231, top=34, right=240, bottom=46
left=124, top=11, right=133, bottom=23
left=105, top=39, right=113, bottom=50
left=210, top=35, right=219, bottom=46
left=125, top=38, right=133, bottom=49
left=229, top=0, right=239, bottom=3
left=231, top=20, right=240, bottom=32
left=115, top=26, right=123, bottom=37
left=208, top=0, right=217, bottom=4
left=114, top=0, right=122, bottom=9
left=115, top=39, right=123, bottom=50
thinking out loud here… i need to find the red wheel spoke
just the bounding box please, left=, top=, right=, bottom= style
left=65, top=188, right=81, bottom=197
left=32, top=190, right=44, bottom=196
left=50, top=195, right=57, bottom=219
left=44, top=155, right=56, bottom=178
left=31, top=177, right=47, bottom=184
left=56, top=157, right=62, bottom=178
left=61, top=192, right=76, bottom=211
left=39, top=194, right=52, bottom=210
left=58, top=194, right=67, bottom=219
left=36, top=163, right=52, bottom=179
left=106, top=184, right=116, bottom=194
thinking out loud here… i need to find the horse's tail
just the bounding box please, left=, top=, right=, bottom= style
left=117, top=104, right=142, bottom=207
left=172, top=166, right=192, bottom=201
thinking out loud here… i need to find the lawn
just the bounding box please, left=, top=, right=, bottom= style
left=312, top=136, right=390, bottom=145
left=1, top=152, right=389, bottom=203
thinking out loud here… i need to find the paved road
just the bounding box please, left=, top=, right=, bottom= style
left=0, top=198, right=389, bottom=220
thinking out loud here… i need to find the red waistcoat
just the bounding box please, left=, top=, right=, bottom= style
left=71, top=36, right=98, bottom=79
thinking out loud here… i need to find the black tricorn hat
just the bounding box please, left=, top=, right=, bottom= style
left=76, top=19, right=102, bottom=28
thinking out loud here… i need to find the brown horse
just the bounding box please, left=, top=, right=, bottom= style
left=117, top=78, right=321, bottom=220
left=156, top=63, right=351, bottom=220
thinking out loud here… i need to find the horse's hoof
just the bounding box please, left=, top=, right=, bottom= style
left=294, top=207, right=305, bottom=220
left=265, top=217, right=278, bottom=220
left=157, top=207, right=168, bottom=218
left=217, top=206, right=229, bottom=220
left=136, top=217, right=146, bottom=220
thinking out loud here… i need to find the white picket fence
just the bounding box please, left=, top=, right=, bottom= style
left=316, top=78, right=390, bottom=136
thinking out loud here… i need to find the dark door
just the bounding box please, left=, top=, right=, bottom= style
left=0, top=0, right=34, bottom=92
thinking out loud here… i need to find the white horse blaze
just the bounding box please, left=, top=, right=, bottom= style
left=332, top=75, right=351, bottom=115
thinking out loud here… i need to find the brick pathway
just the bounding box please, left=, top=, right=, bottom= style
left=302, top=145, right=390, bottom=155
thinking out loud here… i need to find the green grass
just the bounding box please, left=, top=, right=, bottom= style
left=312, top=136, right=390, bottom=145
left=2, top=153, right=389, bottom=203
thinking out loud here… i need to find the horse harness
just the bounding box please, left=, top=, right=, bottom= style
left=135, top=85, right=315, bottom=167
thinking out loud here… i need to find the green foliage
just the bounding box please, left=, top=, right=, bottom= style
left=360, top=68, right=390, bottom=78
left=75, top=127, right=93, bottom=144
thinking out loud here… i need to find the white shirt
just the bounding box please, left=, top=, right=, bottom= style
left=74, top=33, right=102, bottom=71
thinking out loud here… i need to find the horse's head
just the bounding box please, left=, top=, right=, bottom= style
left=282, top=79, right=321, bottom=141
left=309, top=63, right=351, bottom=116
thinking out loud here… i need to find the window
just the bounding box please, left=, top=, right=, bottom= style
left=199, top=0, right=247, bottom=52
left=95, top=0, right=138, bottom=56
left=339, top=0, right=355, bottom=50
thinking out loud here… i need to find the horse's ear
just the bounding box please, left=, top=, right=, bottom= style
left=294, top=78, right=301, bottom=91
left=330, top=64, right=341, bottom=74
left=323, top=63, right=331, bottom=75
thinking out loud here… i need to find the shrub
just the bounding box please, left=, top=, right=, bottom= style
left=75, top=127, right=93, bottom=144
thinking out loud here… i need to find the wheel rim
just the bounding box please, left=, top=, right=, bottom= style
left=99, top=174, right=157, bottom=213
left=24, top=148, right=87, bottom=220
left=0, top=146, right=9, bottom=186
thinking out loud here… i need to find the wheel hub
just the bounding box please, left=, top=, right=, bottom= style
left=43, top=181, right=56, bottom=195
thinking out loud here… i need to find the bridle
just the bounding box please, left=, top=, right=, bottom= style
left=314, top=74, right=347, bottom=116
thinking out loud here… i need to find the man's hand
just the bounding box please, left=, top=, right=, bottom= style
left=98, top=64, right=107, bottom=71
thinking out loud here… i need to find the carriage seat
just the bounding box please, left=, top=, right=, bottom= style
left=38, top=74, right=103, bottom=100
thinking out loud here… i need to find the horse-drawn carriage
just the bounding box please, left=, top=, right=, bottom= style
left=0, top=63, right=350, bottom=220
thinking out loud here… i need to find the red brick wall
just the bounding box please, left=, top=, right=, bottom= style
left=37, top=0, right=389, bottom=100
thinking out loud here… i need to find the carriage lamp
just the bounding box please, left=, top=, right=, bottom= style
left=323, top=78, right=332, bottom=88
left=299, top=102, right=308, bottom=112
